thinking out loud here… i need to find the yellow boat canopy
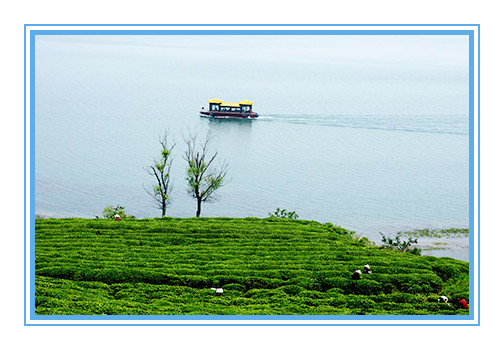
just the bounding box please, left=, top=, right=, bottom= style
left=208, top=99, right=253, bottom=106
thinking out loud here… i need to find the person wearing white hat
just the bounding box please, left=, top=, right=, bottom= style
left=352, top=270, right=362, bottom=280
left=211, top=287, right=223, bottom=295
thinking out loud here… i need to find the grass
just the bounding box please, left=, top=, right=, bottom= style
left=399, top=228, right=469, bottom=238
left=34, top=217, right=470, bottom=316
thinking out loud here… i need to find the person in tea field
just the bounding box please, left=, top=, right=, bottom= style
left=457, top=297, right=469, bottom=309
left=363, top=264, right=372, bottom=274
left=114, top=214, right=122, bottom=221
left=438, top=295, right=449, bottom=303
left=352, top=270, right=362, bottom=280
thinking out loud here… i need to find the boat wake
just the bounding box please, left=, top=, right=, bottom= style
left=256, top=116, right=275, bottom=120
left=255, top=114, right=468, bottom=135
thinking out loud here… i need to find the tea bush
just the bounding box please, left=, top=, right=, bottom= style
left=351, top=279, right=384, bottom=295
left=279, top=284, right=305, bottom=295
left=222, top=283, right=246, bottom=292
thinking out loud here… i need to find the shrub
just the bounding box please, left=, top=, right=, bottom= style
left=268, top=208, right=299, bottom=220
left=352, top=279, right=383, bottom=295
left=286, top=277, right=314, bottom=289
left=325, top=288, right=346, bottom=296
left=222, top=283, right=246, bottom=292
left=244, top=277, right=283, bottom=290
left=442, top=274, right=470, bottom=302
left=37, top=266, right=69, bottom=279
left=402, top=283, right=423, bottom=294
left=280, top=285, right=305, bottom=295
left=369, top=273, right=442, bottom=294
left=183, top=275, right=211, bottom=288
left=298, top=290, right=326, bottom=299
left=324, top=222, right=355, bottom=236
left=212, top=275, right=245, bottom=287
left=345, top=295, right=377, bottom=310
left=389, top=293, right=423, bottom=304
left=102, top=205, right=134, bottom=219
left=318, top=277, right=348, bottom=292
left=244, top=289, right=287, bottom=298
left=409, top=247, right=422, bottom=256
left=380, top=232, right=421, bottom=254
left=430, top=261, right=468, bottom=282
left=294, top=295, right=322, bottom=307
left=327, top=293, right=348, bottom=308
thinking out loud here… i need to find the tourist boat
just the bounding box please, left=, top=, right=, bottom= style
left=200, top=99, right=259, bottom=119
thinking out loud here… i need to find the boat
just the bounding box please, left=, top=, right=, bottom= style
left=200, top=99, right=259, bottom=119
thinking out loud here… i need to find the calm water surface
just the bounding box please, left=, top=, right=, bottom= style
left=34, top=35, right=470, bottom=260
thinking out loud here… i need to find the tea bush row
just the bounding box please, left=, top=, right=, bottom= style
left=36, top=275, right=468, bottom=316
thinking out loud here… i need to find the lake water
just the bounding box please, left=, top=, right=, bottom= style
left=34, top=35, right=470, bottom=260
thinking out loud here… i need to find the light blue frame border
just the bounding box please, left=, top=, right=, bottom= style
left=25, top=24, right=480, bottom=326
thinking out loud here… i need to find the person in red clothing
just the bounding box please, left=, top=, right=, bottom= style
left=457, top=297, right=469, bottom=309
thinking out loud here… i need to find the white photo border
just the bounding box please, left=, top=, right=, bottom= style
left=24, top=24, right=480, bottom=326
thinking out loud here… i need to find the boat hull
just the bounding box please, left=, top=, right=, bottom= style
left=200, top=111, right=258, bottom=119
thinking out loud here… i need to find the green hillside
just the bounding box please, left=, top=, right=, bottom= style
left=35, top=217, right=469, bottom=315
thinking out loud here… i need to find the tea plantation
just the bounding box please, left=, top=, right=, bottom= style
left=35, top=217, right=469, bottom=315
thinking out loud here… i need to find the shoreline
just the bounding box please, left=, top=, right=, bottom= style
left=363, top=231, right=469, bottom=262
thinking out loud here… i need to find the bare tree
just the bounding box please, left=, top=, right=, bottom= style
left=183, top=132, right=228, bottom=217
left=146, top=131, right=175, bottom=217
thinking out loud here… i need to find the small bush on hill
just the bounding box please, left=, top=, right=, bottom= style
left=380, top=232, right=421, bottom=254
left=102, top=205, right=135, bottom=219
left=268, top=208, right=299, bottom=220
